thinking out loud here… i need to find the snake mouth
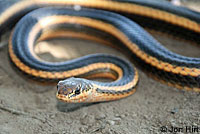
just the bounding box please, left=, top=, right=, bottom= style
left=56, top=92, right=65, bottom=99
left=56, top=92, right=69, bottom=100
left=56, top=92, right=85, bottom=103
left=56, top=92, right=71, bottom=101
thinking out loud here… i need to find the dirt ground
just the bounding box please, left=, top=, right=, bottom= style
left=0, top=1, right=200, bottom=134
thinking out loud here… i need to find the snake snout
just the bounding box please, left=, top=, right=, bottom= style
left=57, top=79, right=77, bottom=96
left=56, top=78, right=94, bottom=102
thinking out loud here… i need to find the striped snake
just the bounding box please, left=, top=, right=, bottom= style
left=1, top=0, right=200, bottom=103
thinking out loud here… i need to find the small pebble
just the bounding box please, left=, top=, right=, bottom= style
left=62, top=131, right=67, bottom=134
left=102, top=129, right=112, bottom=134
left=107, top=120, right=115, bottom=125
left=170, top=108, right=178, bottom=114
left=193, top=123, right=197, bottom=126
left=170, top=119, right=176, bottom=126
left=88, top=126, right=103, bottom=133
left=65, top=119, right=73, bottom=124
left=49, top=114, right=55, bottom=119
left=45, top=98, right=50, bottom=103
left=80, top=115, right=95, bottom=125
left=79, top=127, right=87, bottom=133
left=115, top=114, right=120, bottom=117
left=112, top=117, right=121, bottom=121
left=0, top=41, right=7, bottom=49
left=124, top=113, right=129, bottom=117
left=95, top=113, right=106, bottom=120
left=80, top=113, right=87, bottom=119
left=115, top=113, right=126, bottom=118
left=120, top=114, right=125, bottom=118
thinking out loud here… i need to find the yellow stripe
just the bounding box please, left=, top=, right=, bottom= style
left=9, top=39, right=123, bottom=80
left=36, top=16, right=200, bottom=78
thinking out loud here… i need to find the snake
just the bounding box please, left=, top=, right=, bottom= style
left=1, top=0, right=200, bottom=103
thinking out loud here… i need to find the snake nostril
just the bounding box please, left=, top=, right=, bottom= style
left=58, top=88, right=63, bottom=94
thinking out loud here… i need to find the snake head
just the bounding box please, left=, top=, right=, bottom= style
left=56, top=77, right=93, bottom=103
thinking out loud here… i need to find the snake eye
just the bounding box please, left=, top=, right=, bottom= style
left=75, top=88, right=80, bottom=95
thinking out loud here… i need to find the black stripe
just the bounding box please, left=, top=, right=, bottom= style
left=96, top=80, right=139, bottom=94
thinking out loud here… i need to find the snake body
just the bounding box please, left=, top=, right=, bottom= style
left=1, top=0, right=200, bottom=103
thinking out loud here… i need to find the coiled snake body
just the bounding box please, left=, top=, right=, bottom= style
left=1, top=0, right=200, bottom=103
